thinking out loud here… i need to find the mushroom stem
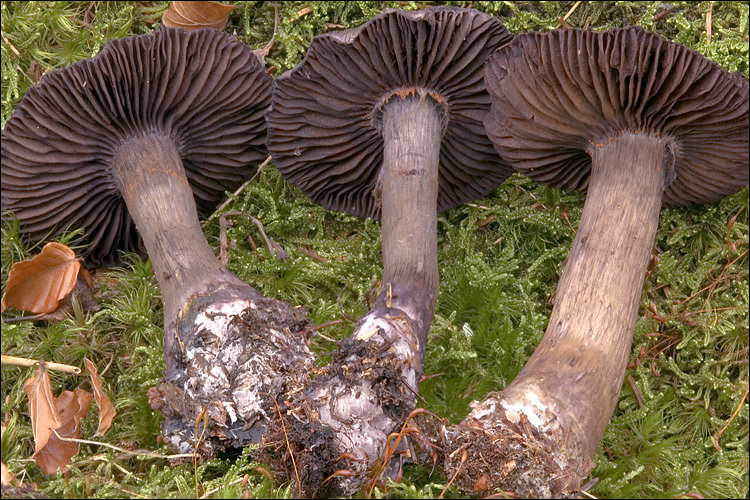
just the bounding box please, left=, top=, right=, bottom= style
left=368, top=94, right=442, bottom=351
left=461, top=132, right=670, bottom=490
left=305, top=96, right=443, bottom=495
left=111, top=133, right=266, bottom=378
left=111, top=133, right=260, bottom=321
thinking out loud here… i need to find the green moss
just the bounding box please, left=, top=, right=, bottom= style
left=2, top=1, right=748, bottom=498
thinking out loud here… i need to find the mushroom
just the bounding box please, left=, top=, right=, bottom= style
left=1, top=26, right=315, bottom=454
left=445, top=27, right=748, bottom=496
left=266, top=6, right=513, bottom=494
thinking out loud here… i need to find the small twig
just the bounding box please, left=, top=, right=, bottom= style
left=557, top=0, right=583, bottom=28
left=653, top=7, right=677, bottom=22
left=1, top=31, right=21, bottom=57
left=309, top=318, right=344, bottom=332
left=302, top=318, right=343, bottom=337
left=200, top=477, right=244, bottom=499
left=1, top=355, right=81, bottom=374
left=713, top=386, right=748, bottom=450
left=400, top=378, right=428, bottom=405
left=99, top=353, right=116, bottom=377
left=3, top=313, right=47, bottom=323
left=685, top=306, right=747, bottom=315
left=51, top=431, right=195, bottom=459
left=76, top=455, right=136, bottom=479
left=578, top=490, right=599, bottom=499
left=367, top=408, right=439, bottom=497
left=465, top=203, right=490, bottom=210
left=304, top=319, right=344, bottom=343
left=222, top=211, right=288, bottom=260
left=477, top=215, right=496, bottom=228
left=253, top=3, right=279, bottom=62
left=706, top=2, right=713, bottom=45
left=194, top=408, right=210, bottom=497
left=627, top=373, right=644, bottom=408
left=219, top=214, right=231, bottom=265
left=676, top=249, right=748, bottom=305
left=113, top=487, right=151, bottom=499
left=299, top=246, right=328, bottom=263
left=558, top=16, right=572, bottom=29
left=203, top=155, right=272, bottom=225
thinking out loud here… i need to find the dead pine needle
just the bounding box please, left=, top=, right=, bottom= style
left=439, top=447, right=468, bottom=499
left=270, top=396, right=301, bottom=492
left=713, top=386, right=748, bottom=450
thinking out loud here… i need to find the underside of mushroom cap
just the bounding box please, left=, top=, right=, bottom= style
left=484, top=26, right=749, bottom=208
left=267, top=6, right=515, bottom=220
left=1, top=26, right=271, bottom=268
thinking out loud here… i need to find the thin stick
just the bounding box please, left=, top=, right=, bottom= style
left=1, top=31, right=20, bottom=57
left=203, top=155, right=273, bottom=225
left=298, top=246, right=328, bottom=263
left=303, top=318, right=343, bottom=334
left=578, top=491, right=599, bottom=499
left=557, top=0, right=583, bottom=27
left=563, top=0, right=583, bottom=21
left=51, top=430, right=195, bottom=460
left=223, top=211, right=289, bottom=260
left=1, top=355, right=81, bottom=374
left=627, top=373, right=644, bottom=408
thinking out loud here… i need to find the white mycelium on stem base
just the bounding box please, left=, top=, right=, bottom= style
left=450, top=26, right=748, bottom=497
left=307, top=92, right=443, bottom=466
left=1, top=26, right=316, bottom=456
left=267, top=7, right=514, bottom=495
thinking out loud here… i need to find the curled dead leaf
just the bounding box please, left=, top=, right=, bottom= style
left=23, top=362, right=94, bottom=474
left=162, top=1, right=236, bottom=31
left=1, top=462, right=19, bottom=486
left=85, top=359, right=116, bottom=437
left=23, top=362, right=62, bottom=454
left=2, top=242, right=81, bottom=314
left=34, top=388, right=92, bottom=474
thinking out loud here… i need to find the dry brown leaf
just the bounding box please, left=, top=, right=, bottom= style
left=1, top=242, right=81, bottom=314
left=1, top=462, right=19, bottom=487
left=23, top=362, right=62, bottom=454
left=85, top=359, right=116, bottom=437
left=35, top=389, right=92, bottom=475
left=163, top=1, right=236, bottom=31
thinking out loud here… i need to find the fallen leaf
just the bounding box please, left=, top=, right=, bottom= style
left=85, top=359, right=116, bottom=437
left=35, top=389, right=92, bottom=475
left=162, top=1, right=236, bottom=30
left=2, top=242, right=81, bottom=314
left=23, top=362, right=62, bottom=454
left=1, top=462, right=18, bottom=487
